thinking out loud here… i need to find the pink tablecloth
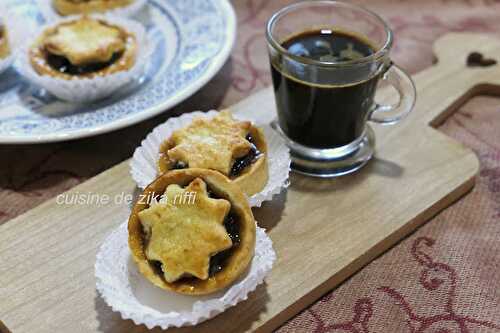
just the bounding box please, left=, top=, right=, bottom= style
left=1, top=0, right=500, bottom=331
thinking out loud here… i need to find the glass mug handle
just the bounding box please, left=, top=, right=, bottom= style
left=369, top=64, right=416, bottom=124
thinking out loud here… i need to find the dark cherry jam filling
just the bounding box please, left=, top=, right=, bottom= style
left=206, top=188, right=241, bottom=277
left=173, top=161, right=188, bottom=170
left=230, top=134, right=262, bottom=178
left=209, top=212, right=240, bottom=276
left=151, top=260, right=164, bottom=277
left=45, top=51, right=123, bottom=75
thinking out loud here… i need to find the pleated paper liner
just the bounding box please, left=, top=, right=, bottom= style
left=95, top=221, right=276, bottom=330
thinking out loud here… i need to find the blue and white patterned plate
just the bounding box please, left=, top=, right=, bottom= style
left=0, top=0, right=236, bottom=143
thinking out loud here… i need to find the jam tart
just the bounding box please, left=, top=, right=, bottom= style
left=0, top=22, right=10, bottom=60
left=158, top=111, right=269, bottom=197
left=128, top=168, right=256, bottom=295
left=29, top=16, right=137, bottom=79
left=53, top=0, right=135, bottom=16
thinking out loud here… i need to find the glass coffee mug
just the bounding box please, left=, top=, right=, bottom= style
left=267, top=1, right=416, bottom=177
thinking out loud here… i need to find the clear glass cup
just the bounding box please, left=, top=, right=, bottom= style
left=266, top=1, right=416, bottom=177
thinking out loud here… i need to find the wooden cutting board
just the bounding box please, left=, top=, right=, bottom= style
left=1, top=33, right=500, bottom=333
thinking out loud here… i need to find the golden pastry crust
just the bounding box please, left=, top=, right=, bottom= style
left=128, top=168, right=256, bottom=295
left=139, top=178, right=233, bottom=283
left=0, top=24, right=10, bottom=59
left=29, top=17, right=137, bottom=79
left=158, top=111, right=269, bottom=197
left=53, top=0, right=135, bottom=16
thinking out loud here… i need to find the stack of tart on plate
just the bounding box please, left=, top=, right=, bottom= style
left=12, top=0, right=148, bottom=102
left=29, top=16, right=139, bottom=80
left=0, top=0, right=147, bottom=83
left=129, top=111, right=270, bottom=294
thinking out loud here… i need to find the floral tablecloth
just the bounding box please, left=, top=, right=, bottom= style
left=1, top=0, right=499, bottom=332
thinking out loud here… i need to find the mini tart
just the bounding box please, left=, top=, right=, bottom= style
left=158, top=111, right=269, bottom=197
left=53, top=0, right=135, bottom=16
left=128, top=168, right=256, bottom=295
left=29, top=17, right=137, bottom=79
left=0, top=23, right=10, bottom=59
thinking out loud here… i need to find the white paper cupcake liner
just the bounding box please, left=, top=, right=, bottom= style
left=130, top=110, right=291, bottom=207
left=38, top=0, right=147, bottom=20
left=16, top=14, right=150, bottom=103
left=95, top=221, right=276, bottom=330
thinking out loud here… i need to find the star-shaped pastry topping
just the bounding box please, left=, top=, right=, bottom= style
left=44, top=17, right=126, bottom=66
left=167, top=111, right=252, bottom=175
left=138, top=178, right=232, bottom=282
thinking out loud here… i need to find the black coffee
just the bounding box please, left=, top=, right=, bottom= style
left=271, top=29, right=380, bottom=148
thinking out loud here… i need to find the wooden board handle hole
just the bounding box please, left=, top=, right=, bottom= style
left=466, top=52, right=497, bottom=67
